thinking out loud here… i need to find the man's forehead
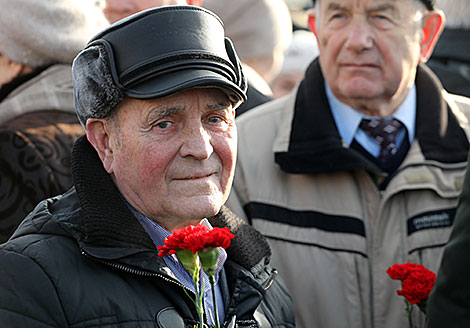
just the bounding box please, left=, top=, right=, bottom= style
left=320, top=0, right=403, bottom=9
left=123, top=88, right=230, bottom=118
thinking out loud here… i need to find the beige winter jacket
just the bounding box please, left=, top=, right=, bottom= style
left=227, top=61, right=470, bottom=328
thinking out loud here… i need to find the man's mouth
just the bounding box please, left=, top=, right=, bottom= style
left=177, top=173, right=214, bottom=180
left=341, top=63, right=379, bottom=68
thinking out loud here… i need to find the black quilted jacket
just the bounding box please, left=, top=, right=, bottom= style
left=0, top=136, right=295, bottom=328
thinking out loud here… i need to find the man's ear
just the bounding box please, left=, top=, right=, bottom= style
left=307, top=9, right=318, bottom=38
left=419, top=10, right=445, bottom=63
left=86, top=118, right=115, bottom=174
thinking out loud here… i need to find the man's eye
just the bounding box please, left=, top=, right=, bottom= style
left=332, top=13, right=345, bottom=19
left=207, top=116, right=223, bottom=124
left=156, top=121, right=172, bottom=129
left=327, top=12, right=348, bottom=27
left=371, top=14, right=394, bottom=28
left=374, top=14, right=388, bottom=20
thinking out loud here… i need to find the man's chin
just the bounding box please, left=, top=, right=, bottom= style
left=337, top=82, right=385, bottom=101
left=177, top=195, right=224, bottom=220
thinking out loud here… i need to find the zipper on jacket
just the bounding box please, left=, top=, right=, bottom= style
left=262, top=268, right=278, bottom=291
left=80, top=249, right=191, bottom=293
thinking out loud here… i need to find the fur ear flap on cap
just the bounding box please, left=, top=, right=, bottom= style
left=72, top=44, right=125, bottom=128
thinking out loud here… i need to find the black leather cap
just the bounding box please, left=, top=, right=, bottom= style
left=72, top=6, right=246, bottom=127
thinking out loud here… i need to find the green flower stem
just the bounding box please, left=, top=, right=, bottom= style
left=209, top=275, right=220, bottom=328
left=405, top=300, right=414, bottom=328
left=176, top=250, right=206, bottom=327
left=200, top=248, right=221, bottom=328
left=192, top=265, right=204, bottom=328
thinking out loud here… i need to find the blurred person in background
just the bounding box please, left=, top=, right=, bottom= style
left=202, top=0, right=294, bottom=114
left=100, top=0, right=289, bottom=115
left=100, top=0, right=201, bottom=23
left=203, top=0, right=293, bottom=87
left=270, top=29, right=319, bottom=98
left=426, top=0, right=470, bottom=97
left=427, top=149, right=470, bottom=327
left=0, top=0, right=108, bottom=243
left=226, top=0, right=470, bottom=326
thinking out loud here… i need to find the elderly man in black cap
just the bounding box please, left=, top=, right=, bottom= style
left=0, top=6, right=295, bottom=328
left=226, top=0, right=470, bottom=327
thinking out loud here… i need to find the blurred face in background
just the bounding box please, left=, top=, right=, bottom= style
left=271, top=72, right=305, bottom=99
left=308, top=0, right=444, bottom=117
left=102, top=0, right=201, bottom=23
left=0, top=54, right=31, bottom=87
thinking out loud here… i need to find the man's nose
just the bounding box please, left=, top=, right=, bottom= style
left=179, top=124, right=214, bottom=160
left=344, top=19, right=374, bottom=51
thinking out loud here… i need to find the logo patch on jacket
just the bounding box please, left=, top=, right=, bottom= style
left=407, top=208, right=456, bottom=235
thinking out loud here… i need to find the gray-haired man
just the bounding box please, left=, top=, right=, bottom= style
left=227, top=0, right=470, bottom=327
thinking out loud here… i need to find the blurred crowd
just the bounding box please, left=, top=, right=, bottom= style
left=0, top=0, right=470, bottom=327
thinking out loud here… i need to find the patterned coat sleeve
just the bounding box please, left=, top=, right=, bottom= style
left=0, top=112, right=83, bottom=242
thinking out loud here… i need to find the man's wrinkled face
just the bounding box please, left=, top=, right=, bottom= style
left=311, top=0, right=424, bottom=109
left=104, top=88, right=236, bottom=231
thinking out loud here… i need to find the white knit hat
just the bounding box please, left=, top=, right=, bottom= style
left=278, top=30, right=319, bottom=76
left=0, top=0, right=108, bottom=67
left=203, top=0, right=293, bottom=59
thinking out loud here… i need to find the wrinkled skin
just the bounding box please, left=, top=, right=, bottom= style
left=87, top=88, right=236, bottom=232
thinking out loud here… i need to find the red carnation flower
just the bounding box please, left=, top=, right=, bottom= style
left=156, top=223, right=234, bottom=328
left=157, top=224, right=234, bottom=258
left=386, top=262, right=424, bottom=281
left=397, top=268, right=436, bottom=304
left=386, top=261, right=436, bottom=320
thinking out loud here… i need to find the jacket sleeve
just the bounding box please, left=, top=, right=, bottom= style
left=427, top=152, right=470, bottom=327
left=257, top=273, right=295, bottom=327
left=0, top=248, right=68, bottom=327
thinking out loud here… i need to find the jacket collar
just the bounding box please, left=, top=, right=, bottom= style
left=71, top=135, right=271, bottom=271
left=275, top=59, right=469, bottom=174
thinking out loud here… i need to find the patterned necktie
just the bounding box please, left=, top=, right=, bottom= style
left=359, top=118, right=403, bottom=162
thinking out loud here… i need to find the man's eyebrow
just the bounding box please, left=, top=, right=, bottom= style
left=205, top=101, right=232, bottom=111
left=369, top=3, right=397, bottom=13
left=147, top=105, right=185, bottom=121
left=326, top=2, right=349, bottom=12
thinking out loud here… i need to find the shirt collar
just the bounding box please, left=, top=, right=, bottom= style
left=327, top=82, right=416, bottom=146
left=125, top=201, right=227, bottom=273
left=127, top=204, right=212, bottom=248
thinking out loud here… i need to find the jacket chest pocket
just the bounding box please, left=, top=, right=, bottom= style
left=406, top=207, right=456, bottom=273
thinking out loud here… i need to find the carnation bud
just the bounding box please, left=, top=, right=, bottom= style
left=199, top=247, right=219, bottom=277
left=176, top=249, right=200, bottom=278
